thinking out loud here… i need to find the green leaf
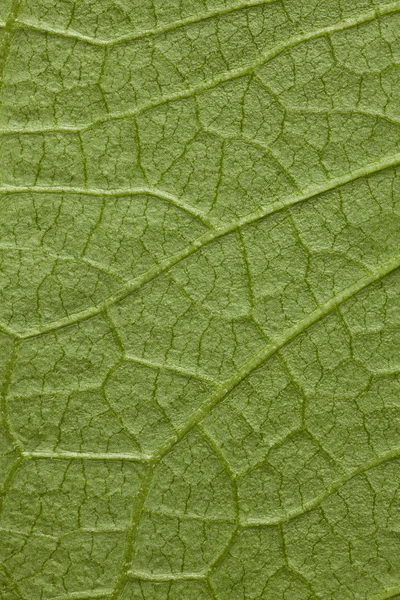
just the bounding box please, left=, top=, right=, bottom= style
left=1, top=1, right=400, bottom=599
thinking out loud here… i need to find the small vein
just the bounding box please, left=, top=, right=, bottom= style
left=124, top=353, right=218, bottom=386
left=0, top=186, right=213, bottom=228
left=279, top=530, right=323, bottom=600
left=0, top=245, right=126, bottom=282
left=194, top=426, right=240, bottom=575
left=143, top=507, right=236, bottom=524
left=208, top=131, right=301, bottom=192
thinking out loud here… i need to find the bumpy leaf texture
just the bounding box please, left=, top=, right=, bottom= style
left=1, top=0, right=400, bottom=599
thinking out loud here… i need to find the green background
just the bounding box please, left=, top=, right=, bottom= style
left=1, top=1, right=400, bottom=598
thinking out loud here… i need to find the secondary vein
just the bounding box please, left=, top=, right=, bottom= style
left=3, top=150, right=400, bottom=340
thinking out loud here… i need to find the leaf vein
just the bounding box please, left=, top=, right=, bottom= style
left=3, top=151, right=400, bottom=340
left=2, top=1, right=400, bottom=136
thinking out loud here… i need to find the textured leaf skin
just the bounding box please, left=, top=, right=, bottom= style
left=2, top=1, right=400, bottom=599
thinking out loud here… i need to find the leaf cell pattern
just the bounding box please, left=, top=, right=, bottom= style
left=2, top=1, right=400, bottom=599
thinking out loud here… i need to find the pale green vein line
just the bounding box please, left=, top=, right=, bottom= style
left=21, top=451, right=151, bottom=462
left=0, top=566, right=28, bottom=600
left=0, top=0, right=21, bottom=89
left=2, top=1, right=400, bottom=135
left=142, top=508, right=236, bottom=524
left=110, top=464, right=154, bottom=600
left=279, top=532, right=323, bottom=600
left=206, top=580, right=219, bottom=600
left=0, top=0, right=21, bottom=241
left=287, top=107, right=400, bottom=127
left=124, top=353, right=217, bottom=385
left=0, top=456, right=22, bottom=513
left=152, top=250, right=400, bottom=463
left=52, top=592, right=113, bottom=600
left=14, top=0, right=277, bottom=46
left=196, top=425, right=240, bottom=575
left=3, top=150, right=400, bottom=340
left=205, top=520, right=239, bottom=575
left=196, top=424, right=237, bottom=485
left=0, top=245, right=127, bottom=282
left=127, top=571, right=205, bottom=582
left=242, top=445, right=400, bottom=527
left=0, top=340, right=22, bottom=452
left=207, top=130, right=302, bottom=190
left=0, top=321, right=16, bottom=337
left=79, top=528, right=128, bottom=534
left=0, top=527, right=57, bottom=540
left=0, top=186, right=213, bottom=227
left=369, top=587, right=400, bottom=600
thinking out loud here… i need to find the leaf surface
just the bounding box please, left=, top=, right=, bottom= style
left=1, top=1, right=400, bottom=599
